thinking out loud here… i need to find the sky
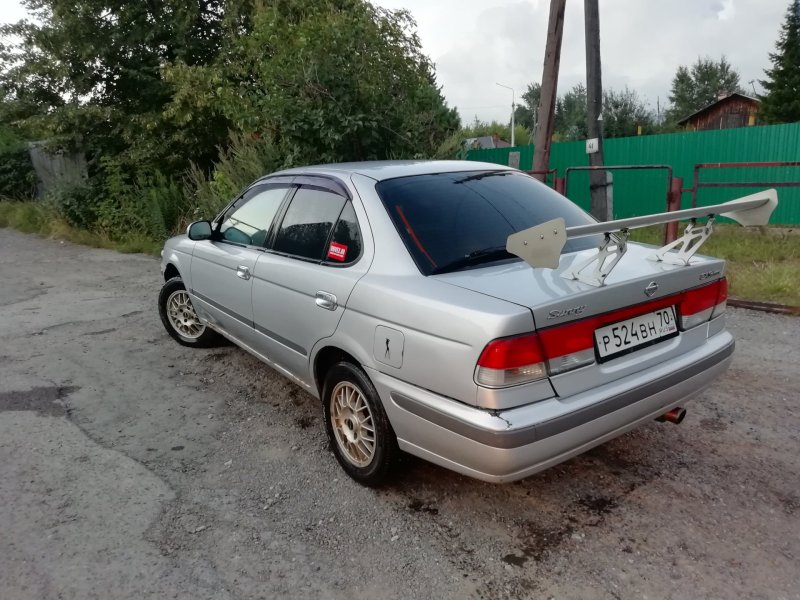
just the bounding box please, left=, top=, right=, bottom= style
left=373, top=0, right=786, bottom=125
left=3, top=0, right=789, bottom=125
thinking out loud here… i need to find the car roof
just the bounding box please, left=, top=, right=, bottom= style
left=266, top=160, right=516, bottom=182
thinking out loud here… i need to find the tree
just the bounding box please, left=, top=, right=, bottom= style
left=514, top=83, right=541, bottom=131
left=165, top=1, right=459, bottom=163
left=554, top=83, right=587, bottom=141
left=666, top=56, right=744, bottom=123
left=602, top=88, right=655, bottom=137
left=0, top=0, right=233, bottom=178
left=760, top=0, right=800, bottom=123
left=1, top=0, right=458, bottom=178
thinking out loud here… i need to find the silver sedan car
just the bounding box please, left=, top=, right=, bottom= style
left=158, top=161, right=772, bottom=486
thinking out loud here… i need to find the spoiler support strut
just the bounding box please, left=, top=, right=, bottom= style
left=506, top=189, right=778, bottom=287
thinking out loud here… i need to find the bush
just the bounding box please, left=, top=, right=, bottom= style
left=0, top=200, right=58, bottom=233
left=45, top=182, right=101, bottom=229
left=92, top=161, right=190, bottom=241
left=185, top=132, right=287, bottom=219
left=0, top=146, right=37, bottom=200
left=46, top=180, right=103, bottom=229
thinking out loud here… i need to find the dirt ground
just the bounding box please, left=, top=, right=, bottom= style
left=1, top=228, right=798, bottom=600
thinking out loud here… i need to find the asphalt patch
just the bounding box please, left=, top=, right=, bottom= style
left=0, top=385, right=79, bottom=417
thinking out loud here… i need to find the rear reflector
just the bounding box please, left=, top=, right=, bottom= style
left=474, top=277, right=728, bottom=387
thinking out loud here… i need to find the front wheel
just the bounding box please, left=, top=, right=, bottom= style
left=322, top=362, right=399, bottom=486
left=158, top=276, right=220, bottom=348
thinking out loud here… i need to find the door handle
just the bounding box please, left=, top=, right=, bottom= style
left=315, top=291, right=338, bottom=311
left=236, top=265, right=251, bottom=280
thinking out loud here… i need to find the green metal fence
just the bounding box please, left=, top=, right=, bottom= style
left=466, top=123, right=800, bottom=225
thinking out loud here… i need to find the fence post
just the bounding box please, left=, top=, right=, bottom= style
left=555, top=177, right=566, bottom=195
left=665, top=176, right=683, bottom=244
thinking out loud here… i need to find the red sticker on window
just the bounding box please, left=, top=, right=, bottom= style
left=327, top=241, right=348, bottom=261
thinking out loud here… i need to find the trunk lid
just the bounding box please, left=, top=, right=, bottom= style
left=434, top=243, right=724, bottom=324
left=435, top=243, right=727, bottom=397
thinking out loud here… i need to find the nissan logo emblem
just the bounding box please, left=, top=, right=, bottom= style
left=644, top=281, right=659, bottom=297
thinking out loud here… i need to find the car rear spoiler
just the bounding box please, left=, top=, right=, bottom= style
left=506, top=189, right=778, bottom=286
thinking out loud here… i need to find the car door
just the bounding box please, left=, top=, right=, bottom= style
left=251, top=182, right=369, bottom=381
left=190, top=183, right=290, bottom=345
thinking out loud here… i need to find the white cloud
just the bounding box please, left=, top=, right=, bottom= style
left=376, top=0, right=785, bottom=123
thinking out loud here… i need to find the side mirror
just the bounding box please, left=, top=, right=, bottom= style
left=187, top=220, right=213, bottom=241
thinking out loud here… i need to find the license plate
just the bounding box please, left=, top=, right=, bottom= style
left=594, top=307, right=678, bottom=359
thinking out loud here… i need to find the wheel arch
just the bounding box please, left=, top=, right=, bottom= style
left=313, top=345, right=361, bottom=396
left=163, top=262, right=180, bottom=281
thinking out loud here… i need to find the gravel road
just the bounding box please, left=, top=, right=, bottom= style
left=1, top=228, right=798, bottom=600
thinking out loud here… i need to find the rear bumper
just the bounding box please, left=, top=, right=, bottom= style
left=368, top=331, right=734, bottom=483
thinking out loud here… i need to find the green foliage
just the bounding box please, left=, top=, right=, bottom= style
left=0, top=0, right=232, bottom=176
left=166, top=1, right=458, bottom=164
left=2, top=0, right=460, bottom=247
left=513, top=83, right=541, bottom=131
left=0, top=200, right=53, bottom=232
left=46, top=181, right=101, bottom=229
left=602, top=88, right=656, bottom=138
left=503, top=82, right=656, bottom=144
left=0, top=144, right=36, bottom=200
left=760, top=0, right=800, bottom=123
left=461, top=120, right=530, bottom=148
left=185, top=133, right=287, bottom=219
left=554, top=84, right=588, bottom=141
left=629, top=225, right=800, bottom=305
left=666, top=57, right=744, bottom=123
left=0, top=200, right=162, bottom=255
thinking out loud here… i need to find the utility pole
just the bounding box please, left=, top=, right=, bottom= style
left=532, top=0, right=567, bottom=181
left=584, top=0, right=609, bottom=220
left=496, top=83, right=516, bottom=147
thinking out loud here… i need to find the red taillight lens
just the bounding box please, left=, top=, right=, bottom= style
left=475, top=333, right=547, bottom=387
left=538, top=320, right=597, bottom=374
left=680, top=278, right=726, bottom=329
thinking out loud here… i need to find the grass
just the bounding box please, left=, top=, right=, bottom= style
left=630, top=224, right=800, bottom=306
left=0, top=200, right=162, bottom=256
left=2, top=200, right=798, bottom=305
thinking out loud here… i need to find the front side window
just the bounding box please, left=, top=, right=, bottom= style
left=273, top=187, right=347, bottom=260
left=219, top=185, right=288, bottom=246
left=376, top=170, right=602, bottom=275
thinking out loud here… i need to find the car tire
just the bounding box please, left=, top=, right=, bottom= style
left=158, top=276, right=220, bottom=348
left=322, top=361, right=399, bottom=486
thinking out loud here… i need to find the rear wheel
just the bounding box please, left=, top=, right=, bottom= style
left=158, top=277, right=220, bottom=347
left=322, top=362, right=398, bottom=486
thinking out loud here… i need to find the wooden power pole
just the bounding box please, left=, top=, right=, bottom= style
left=532, top=0, right=567, bottom=181
left=585, top=0, right=609, bottom=220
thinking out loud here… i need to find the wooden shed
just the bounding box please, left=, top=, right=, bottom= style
left=677, top=93, right=760, bottom=131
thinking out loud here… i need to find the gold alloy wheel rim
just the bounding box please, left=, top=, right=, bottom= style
left=330, top=381, right=376, bottom=467
left=166, top=290, right=205, bottom=339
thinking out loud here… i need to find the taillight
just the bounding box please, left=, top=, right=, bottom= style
left=680, top=278, right=727, bottom=330
left=475, top=277, right=729, bottom=388
left=475, top=333, right=547, bottom=387
left=538, top=320, right=598, bottom=374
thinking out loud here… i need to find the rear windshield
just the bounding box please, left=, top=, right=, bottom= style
left=376, top=170, right=601, bottom=275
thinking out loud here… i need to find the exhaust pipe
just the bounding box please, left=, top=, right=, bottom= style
left=656, top=407, right=686, bottom=424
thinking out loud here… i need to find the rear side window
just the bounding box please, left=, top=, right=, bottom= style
left=376, top=171, right=601, bottom=275
left=273, top=187, right=347, bottom=260
left=325, top=201, right=362, bottom=265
